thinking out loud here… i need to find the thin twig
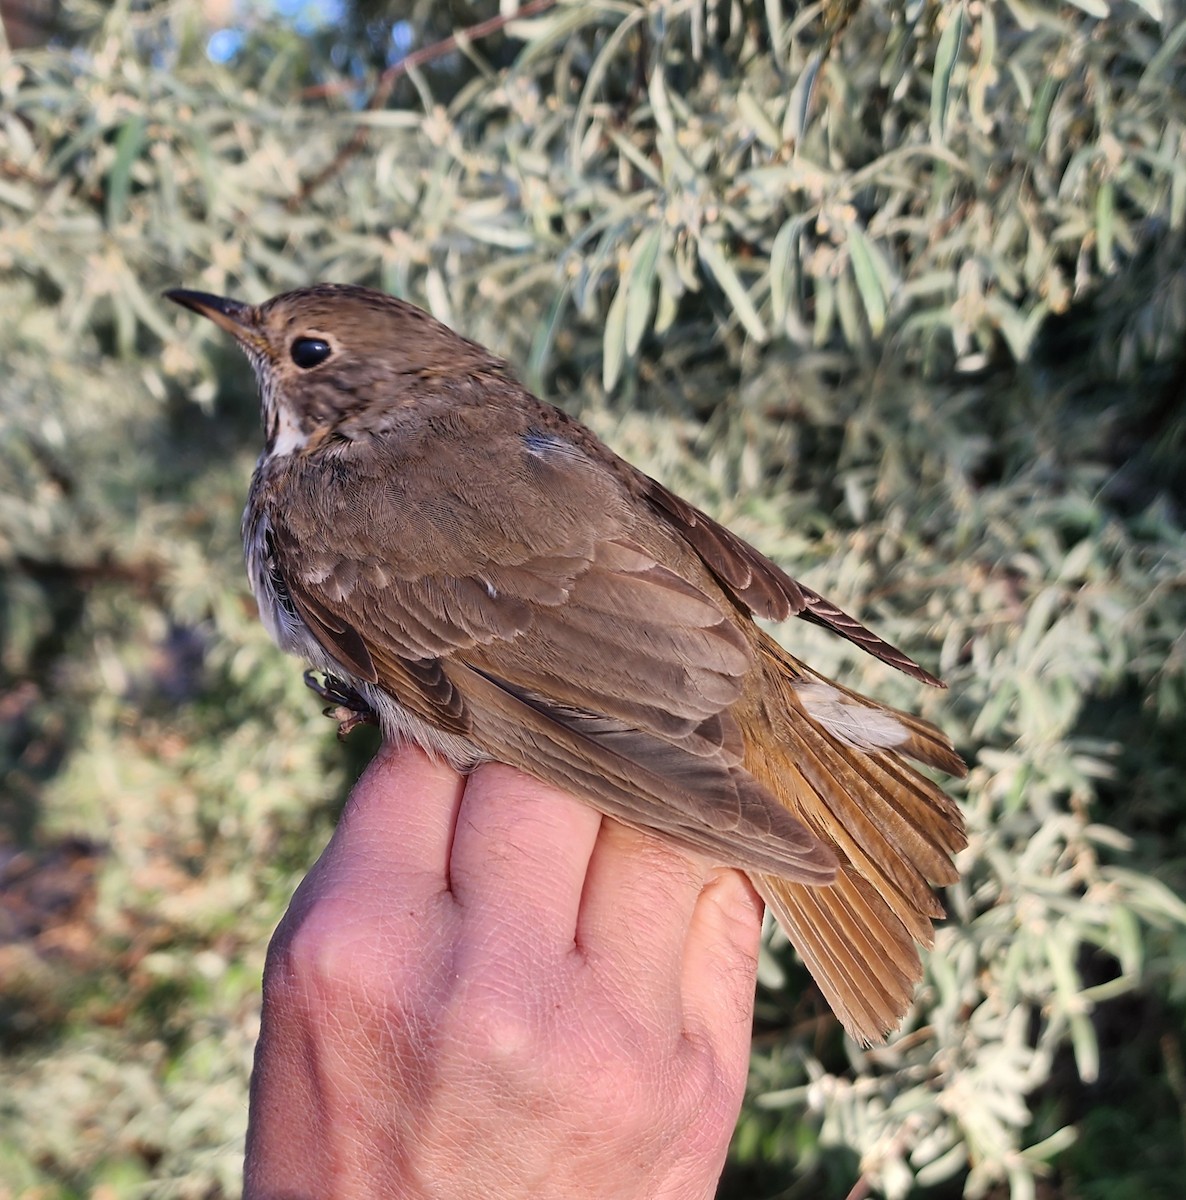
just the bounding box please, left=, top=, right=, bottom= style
left=287, top=0, right=559, bottom=210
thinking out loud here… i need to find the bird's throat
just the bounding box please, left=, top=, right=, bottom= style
left=262, top=398, right=311, bottom=458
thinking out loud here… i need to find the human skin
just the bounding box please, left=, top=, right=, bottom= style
left=243, top=741, right=765, bottom=1199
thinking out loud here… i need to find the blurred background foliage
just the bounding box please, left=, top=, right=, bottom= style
left=2, top=0, right=1185, bottom=1196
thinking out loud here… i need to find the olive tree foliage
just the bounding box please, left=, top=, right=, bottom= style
left=2, top=0, right=1185, bottom=1197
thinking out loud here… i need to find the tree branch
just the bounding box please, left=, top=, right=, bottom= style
left=288, top=0, right=558, bottom=211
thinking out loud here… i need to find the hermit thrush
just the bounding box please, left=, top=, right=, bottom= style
left=166, top=283, right=966, bottom=1042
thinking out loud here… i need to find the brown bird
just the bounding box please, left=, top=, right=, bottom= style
left=166, top=283, right=967, bottom=1043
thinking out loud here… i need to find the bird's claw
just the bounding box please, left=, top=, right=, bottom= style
left=303, top=670, right=379, bottom=740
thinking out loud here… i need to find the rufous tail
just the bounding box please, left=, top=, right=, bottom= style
left=742, top=640, right=968, bottom=1043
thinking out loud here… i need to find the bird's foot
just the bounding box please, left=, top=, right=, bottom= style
left=303, top=670, right=379, bottom=740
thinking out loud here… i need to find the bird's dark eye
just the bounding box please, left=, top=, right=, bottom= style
left=290, top=337, right=332, bottom=369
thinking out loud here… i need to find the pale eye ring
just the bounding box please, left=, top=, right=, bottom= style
left=291, top=337, right=332, bottom=368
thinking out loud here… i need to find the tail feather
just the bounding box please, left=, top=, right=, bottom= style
left=743, top=640, right=967, bottom=1043
left=785, top=711, right=954, bottom=919
left=798, top=661, right=968, bottom=778
left=756, top=869, right=924, bottom=1041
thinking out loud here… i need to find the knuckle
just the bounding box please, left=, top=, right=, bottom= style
left=441, top=974, right=552, bottom=1075
left=463, top=1002, right=541, bottom=1068
left=266, top=890, right=439, bottom=1014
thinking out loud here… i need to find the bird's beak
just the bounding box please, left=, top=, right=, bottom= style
left=164, top=288, right=262, bottom=347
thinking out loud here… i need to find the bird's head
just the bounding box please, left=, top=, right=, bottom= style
left=165, top=283, right=500, bottom=456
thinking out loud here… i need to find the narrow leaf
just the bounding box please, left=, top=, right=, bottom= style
left=784, top=49, right=823, bottom=145
left=624, top=224, right=662, bottom=354
left=527, top=286, right=570, bottom=393
left=813, top=273, right=836, bottom=346
left=930, top=2, right=966, bottom=144
left=847, top=224, right=889, bottom=335
left=569, top=6, right=646, bottom=167
left=1095, top=178, right=1115, bottom=272
left=1064, top=0, right=1110, bottom=16
left=603, top=274, right=629, bottom=391
left=1141, top=16, right=1186, bottom=87
left=835, top=268, right=864, bottom=348
left=1026, top=77, right=1060, bottom=152
left=737, top=89, right=783, bottom=150
left=769, top=216, right=805, bottom=326
left=698, top=237, right=768, bottom=342
left=106, top=114, right=146, bottom=228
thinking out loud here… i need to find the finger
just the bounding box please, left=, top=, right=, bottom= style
left=448, top=762, right=603, bottom=953
left=270, top=740, right=466, bottom=1008
left=575, top=818, right=714, bottom=1012
left=680, top=868, right=763, bottom=1051
left=296, top=740, right=464, bottom=911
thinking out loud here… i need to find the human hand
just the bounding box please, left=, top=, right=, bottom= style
left=243, top=741, right=764, bottom=1200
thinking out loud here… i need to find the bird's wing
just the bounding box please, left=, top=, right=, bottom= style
left=271, top=417, right=757, bottom=736
left=639, top=477, right=944, bottom=687
left=266, top=417, right=836, bottom=880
